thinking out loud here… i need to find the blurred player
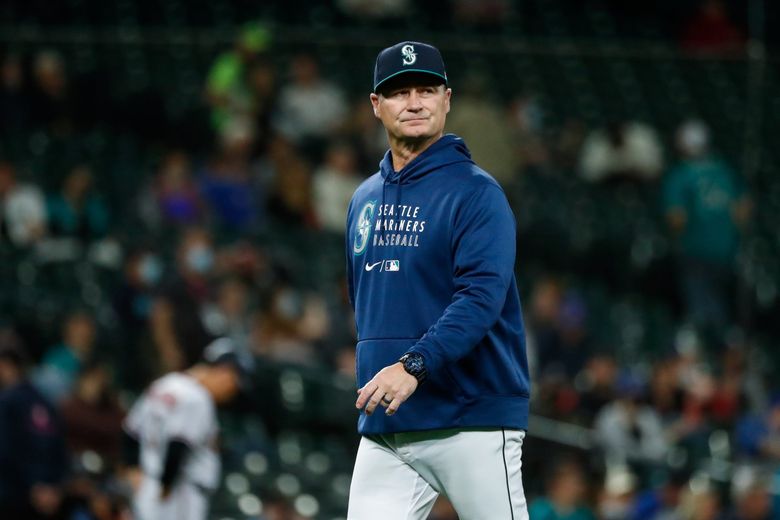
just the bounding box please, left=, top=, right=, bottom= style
left=123, top=338, right=253, bottom=520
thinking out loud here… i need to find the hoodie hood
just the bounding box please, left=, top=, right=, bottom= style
left=379, top=133, right=474, bottom=185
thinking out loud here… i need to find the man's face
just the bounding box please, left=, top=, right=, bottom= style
left=211, top=365, right=241, bottom=405
left=371, top=75, right=451, bottom=143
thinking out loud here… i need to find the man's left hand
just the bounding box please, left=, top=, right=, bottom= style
left=355, top=363, right=418, bottom=416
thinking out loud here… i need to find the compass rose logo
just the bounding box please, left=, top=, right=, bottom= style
left=353, top=200, right=376, bottom=256
left=401, top=45, right=417, bottom=66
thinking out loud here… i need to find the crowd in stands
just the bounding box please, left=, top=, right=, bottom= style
left=0, top=3, right=778, bottom=518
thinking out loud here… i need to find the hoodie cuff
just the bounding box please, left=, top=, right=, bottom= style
left=407, top=340, right=446, bottom=376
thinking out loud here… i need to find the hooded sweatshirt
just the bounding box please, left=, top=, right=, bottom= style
left=346, top=134, right=530, bottom=435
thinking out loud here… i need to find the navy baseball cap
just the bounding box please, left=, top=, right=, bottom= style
left=373, top=41, right=448, bottom=93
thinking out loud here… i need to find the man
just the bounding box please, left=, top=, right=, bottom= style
left=662, top=119, right=750, bottom=339
left=0, top=342, right=68, bottom=520
left=345, top=41, right=530, bottom=519
left=123, top=337, right=253, bottom=520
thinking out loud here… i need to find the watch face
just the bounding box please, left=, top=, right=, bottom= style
left=401, top=354, right=426, bottom=382
left=406, top=357, right=423, bottom=372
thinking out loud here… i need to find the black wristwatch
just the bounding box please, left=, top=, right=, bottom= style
left=399, top=352, right=427, bottom=384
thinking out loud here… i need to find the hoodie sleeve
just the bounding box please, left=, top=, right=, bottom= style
left=408, top=183, right=516, bottom=374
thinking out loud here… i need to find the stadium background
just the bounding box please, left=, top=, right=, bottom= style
left=1, top=0, right=780, bottom=518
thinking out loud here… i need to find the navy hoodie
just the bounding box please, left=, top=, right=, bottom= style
left=345, top=134, right=530, bottom=435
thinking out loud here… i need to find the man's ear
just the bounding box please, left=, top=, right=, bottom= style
left=370, top=93, right=381, bottom=118
left=445, top=87, right=452, bottom=114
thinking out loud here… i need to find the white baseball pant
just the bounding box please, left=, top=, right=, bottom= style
left=347, top=428, right=528, bottom=520
left=133, top=477, right=209, bottom=520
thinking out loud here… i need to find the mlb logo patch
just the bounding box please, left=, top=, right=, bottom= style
left=385, top=260, right=400, bottom=272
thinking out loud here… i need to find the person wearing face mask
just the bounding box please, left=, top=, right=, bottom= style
left=150, top=228, right=218, bottom=372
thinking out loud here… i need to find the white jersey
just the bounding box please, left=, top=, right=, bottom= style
left=124, top=372, right=221, bottom=491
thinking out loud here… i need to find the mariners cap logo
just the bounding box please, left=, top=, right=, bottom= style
left=401, top=44, right=417, bottom=66
left=374, top=41, right=447, bottom=93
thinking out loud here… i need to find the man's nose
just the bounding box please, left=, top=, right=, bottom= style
left=406, top=91, right=423, bottom=110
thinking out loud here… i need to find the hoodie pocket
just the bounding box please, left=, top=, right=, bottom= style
left=355, top=338, right=416, bottom=388
left=356, top=338, right=467, bottom=404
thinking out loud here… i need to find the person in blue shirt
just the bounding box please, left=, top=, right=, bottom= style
left=345, top=41, right=530, bottom=520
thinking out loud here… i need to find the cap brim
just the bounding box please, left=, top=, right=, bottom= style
left=374, top=69, right=448, bottom=93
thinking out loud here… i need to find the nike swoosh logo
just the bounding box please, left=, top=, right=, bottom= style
left=365, top=261, right=383, bottom=272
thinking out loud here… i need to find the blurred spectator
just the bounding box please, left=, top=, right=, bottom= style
left=253, top=283, right=327, bottom=366
left=34, top=310, right=97, bottom=405
left=200, top=117, right=261, bottom=234
left=507, top=93, right=550, bottom=177
left=531, top=280, right=591, bottom=381
left=29, top=50, right=75, bottom=136
left=0, top=160, right=47, bottom=247
left=529, top=458, right=597, bottom=520
left=709, top=342, right=750, bottom=428
left=681, top=0, right=744, bottom=53
left=267, top=153, right=317, bottom=229
left=111, top=247, right=164, bottom=392
left=527, top=282, right=588, bottom=420
left=577, top=354, right=618, bottom=422
left=445, top=72, right=518, bottom=185
left=60, top=362, right=125, bottom=465
left=594, top=375, right=669, bottom=463
left=527, top=276, right=564, bottom=379
left=677, top=482, right=723, bottom=520
left=206, top=21, right=272, bottom=133
left=272, top=53, right=348, bottom=155
left=47, top=164, right=110, bottom=242
left=254, top=134, right=297, bottom=195
left=554, top=291, right=592, bottom=377
left=663, top=119, right=750, bottom=338
left=654, top=330, right=720, bottom=455
left=201, top=276, right=255, bottom=350
left=217, top=239, right=273, bottom=291
left=727, top=471, right=773, bottom=520
left=312, top=140, right=363, bottom=233
left=0, top=343, right=69, bottom=519
left=150, top=227, right=217, bottom=371
left=649, top=357, right=685, bottom=421
left=579, top=120, right=663, bottom=184
left=554, top=118, right=587, bottom=173
left=0, top=53, right=29, bottom=137
left=247, top=59, right=279, bottom=154
left=138, top=150, right=205, bottom=230
left=735, top=396, right=780, bottom=461
left=629, top=471, right=688, bottom=520
left=598, top=465, right=639, bottom=520
left=344, top=98, right=388, bottom=171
